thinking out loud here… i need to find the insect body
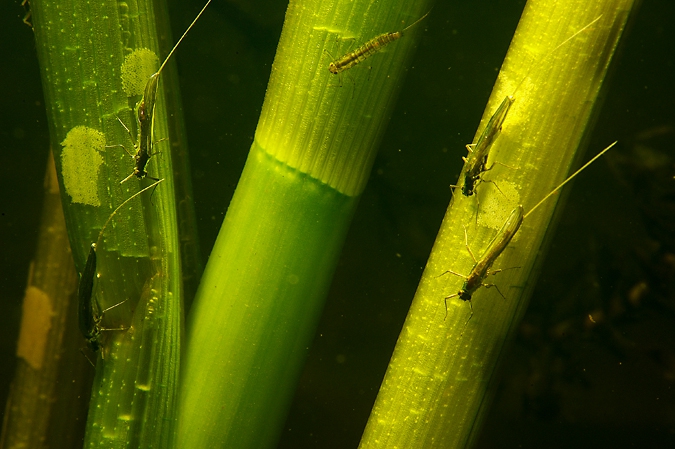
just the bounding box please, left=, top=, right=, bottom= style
left=120, top=73, right=160, bottom=183
left=78, top=243, right=100, bottom=351
left=77, top=179, right=164, bottom=356
left=461, top=95, right=514, bottom=197
left=328, top=10, right=430, bottom=75
left=440, top=205, right=523, bottom=324
left=119, top=0, right=212, bottom=184
left=454, top=15, right=603, bottom=199
left=441, top=141, right=618, bottom=323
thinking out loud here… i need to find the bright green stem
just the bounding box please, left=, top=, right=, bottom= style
left=179, top=143, right=356, bottom=447
left=359, top=0, right=636, bottom=448
left=178, top=0, right=431, bottom=447
left=30, top=0, right=185, bottom=447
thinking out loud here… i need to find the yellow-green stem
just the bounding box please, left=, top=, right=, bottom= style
left=359, top=0, right=636, bottom=447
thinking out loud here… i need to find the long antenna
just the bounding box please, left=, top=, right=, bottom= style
left=156, top=0, right=213, bottom=76
left=510, top=15, right=603, bottom=96
left=96, top=179, right=165, bottom=245
left=401, top=8, right=432, bottom=33
left=524, top=141, right=617, bottom=219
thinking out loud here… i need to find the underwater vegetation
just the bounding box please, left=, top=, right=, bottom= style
left=1, top=0, right=674, bottom=448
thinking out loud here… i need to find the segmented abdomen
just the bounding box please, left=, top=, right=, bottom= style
left=330, top=31, right=401, bottom=73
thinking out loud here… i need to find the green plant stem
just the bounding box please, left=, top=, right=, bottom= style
left=177, top=0, right=431, bottom=447
left=179, top=144, right=357, bottom=448
left=359, top=0, right=636, bottom=447
left=30, top=0, right=187, bottom=446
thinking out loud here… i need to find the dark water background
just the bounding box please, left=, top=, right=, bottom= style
left=1, top=0, right=673, bottom=447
